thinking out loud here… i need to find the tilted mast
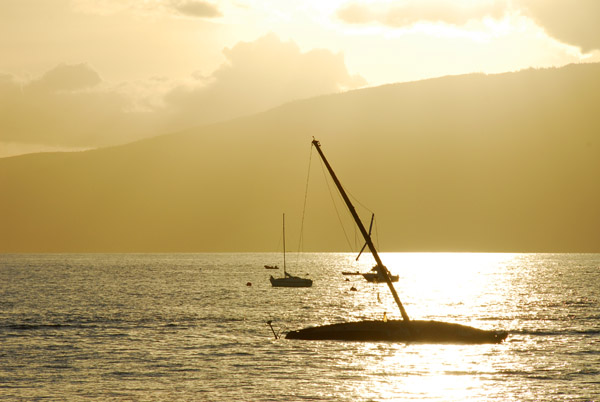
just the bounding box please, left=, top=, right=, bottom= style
left=311, top=139, right=410, bottom=322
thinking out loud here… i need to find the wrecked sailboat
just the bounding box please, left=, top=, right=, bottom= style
left=285, top=139, right=507, bottom=344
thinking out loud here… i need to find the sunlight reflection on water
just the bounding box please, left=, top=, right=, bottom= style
left=355, top=253, right=518, bottom=326
left=1, top=253, right=599, bottom=401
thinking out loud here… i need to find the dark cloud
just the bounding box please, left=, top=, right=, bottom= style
left=29, top=63, right=102, bottom=92
left=518, top=0, right=600, bottom=52
left=169, top=0, right=222, bottom=18
left=336, top=1, right=507, bottom=27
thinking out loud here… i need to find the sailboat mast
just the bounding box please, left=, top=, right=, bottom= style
left=283, top=213, right=286, bottom=275
left=311, top=139, right=410, bottom=322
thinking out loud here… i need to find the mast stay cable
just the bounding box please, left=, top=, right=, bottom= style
left=297, top=143, right=313, bottom=262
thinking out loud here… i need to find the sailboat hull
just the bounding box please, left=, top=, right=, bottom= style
left=285, top=320, right=508, bottom=344
left=270, top=275, right=313, bottom=287
left=361, top=273, right=399, bottom=283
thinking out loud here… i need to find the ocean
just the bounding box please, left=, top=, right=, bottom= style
left=1, top=253, right=599, bottom=401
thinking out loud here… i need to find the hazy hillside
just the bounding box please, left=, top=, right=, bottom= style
left=1, top=63, right=599, bottom=252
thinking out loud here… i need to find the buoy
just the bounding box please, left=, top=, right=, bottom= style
left=350, top=286, right=357, bottom=291
left=246, top=282, right=252, bottom=286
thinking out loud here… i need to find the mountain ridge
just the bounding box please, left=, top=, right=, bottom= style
left=1, top=63, right=599, bottom=252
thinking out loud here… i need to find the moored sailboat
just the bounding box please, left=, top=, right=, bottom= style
left=360, top=266, right=399, bottom=283
left=285, top=139, right=507, bottom=344
left=270, top=213, right=313, bottom=288
left=344, top=214, right=399, bottom=283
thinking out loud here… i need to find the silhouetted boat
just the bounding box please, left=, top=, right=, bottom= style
left=270, top=213, right=313, bottom=288
left=343, top=214, right=399, bottom=283
left=361, top=266, right=399, bottom=283
left=285, top=139, right=508, bottom=344
left=270, top=271, right=313, bottom=287
left=342, top=267, right=399, bottom=282
left=264, top=265, right=279, bottom=269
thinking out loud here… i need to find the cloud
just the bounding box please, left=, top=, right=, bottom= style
left=164, top=33, right=367, bottom=128
left=72, top=0, right=222, bottom=19
left=335, top=0, right=600, bottom=52
left=517, top=0, right=600, bottom=53
left=29, top=63, right=102, bottom=92
left=0, top=63, right=158, bottom=149
left=336, top=0, right=508, bottom=27
left=0, top=35, right=365, bottom=155
left=168, top=0, right=222, bottom=18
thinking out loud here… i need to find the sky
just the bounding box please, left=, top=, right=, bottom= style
left=1, top=0, right=599, bottom=157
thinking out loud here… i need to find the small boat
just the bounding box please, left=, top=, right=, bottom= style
left=361, top=265, right=399, bottom=283
left=264, top=265, right=279, bottom=269
left=270, top=272, right=313, bottom=287
left=344, top=214, right=399, bottom=283
left=285, top=139, right=507, bottom=344
left=342, top=267, right=399, bottom=282
left=270, top=213, right=313, bottom=288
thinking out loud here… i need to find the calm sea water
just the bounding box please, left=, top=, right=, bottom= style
left=1, top=253, right=599, bottom=401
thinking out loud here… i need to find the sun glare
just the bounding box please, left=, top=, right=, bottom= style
left=339, top=340, right=505, bottom=400
left=380, top=253, right=517, bottom=321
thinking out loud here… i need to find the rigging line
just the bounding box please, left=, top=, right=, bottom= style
left=313, top=156, right=377, bottom=253
left=344, top=185, right=375, bottom=216
left=297, top=143, right=313, bottom=260
left=348, top=192, right=374, bottom=216
left=317, top=156, right=355, bottom=252
left=343, top=182, right=383, bottom=251
left=328, top=170, right=378, bottom=241
left=374, top=214, right=381, bottom=251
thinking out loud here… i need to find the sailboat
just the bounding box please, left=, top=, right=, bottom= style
left=270, top=213, right=313, bottom=288
left=343, top=214, right=400, bottom=283
left=285, top=139, right=508, bottom=343
left=342, top=267, right=399, bottom=282
left=360, top=266, right=399, bottom=283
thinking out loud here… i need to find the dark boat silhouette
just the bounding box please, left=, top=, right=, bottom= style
left=270, top=213, right=313, bottom=288
left=285, top=139, right=508, bottom=344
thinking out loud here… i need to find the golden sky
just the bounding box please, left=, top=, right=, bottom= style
left=1, top=0, right=599, bottom=157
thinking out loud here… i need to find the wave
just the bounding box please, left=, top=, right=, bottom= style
left=482, top=315, right=600, bottom=322
left=0, top=323, right=98, bottom=331
left=0, top=319, right=204, bottom=332
left=510, top=328, right=600, bottom=336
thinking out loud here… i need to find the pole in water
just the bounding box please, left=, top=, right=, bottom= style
left=266, top=320, right=279, bottom=339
